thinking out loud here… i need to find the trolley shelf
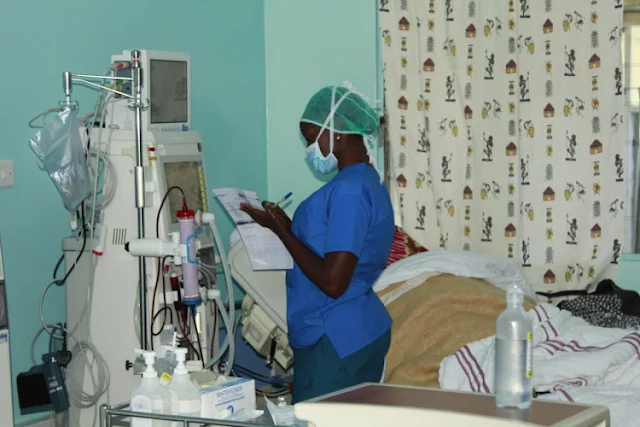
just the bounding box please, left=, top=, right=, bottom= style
left=99, top=401, right=281, bottom=426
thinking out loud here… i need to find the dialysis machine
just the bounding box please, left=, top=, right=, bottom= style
left=105, top=50, right=192, bottom=133
left=61, top=50, right=224, bottom=427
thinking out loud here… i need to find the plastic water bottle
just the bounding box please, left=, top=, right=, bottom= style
left=494, top=285, right=534, bottom=409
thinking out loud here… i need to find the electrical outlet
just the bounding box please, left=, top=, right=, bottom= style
left=0, top=161, right=13, bottom=188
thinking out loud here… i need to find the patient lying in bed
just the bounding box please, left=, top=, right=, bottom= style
left=376, top=234, right=538, bottom=388
left=378, top=232, right=638, bottom=427
left=379, top=273, right=537, bottom=387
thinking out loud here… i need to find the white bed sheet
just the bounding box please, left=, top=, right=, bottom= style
left=439, top=303, right=640, bottom=427
left=373, top=250, right=540, bottom=305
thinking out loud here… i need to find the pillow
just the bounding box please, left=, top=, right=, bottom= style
left=386, top=226, right=428, bottom=267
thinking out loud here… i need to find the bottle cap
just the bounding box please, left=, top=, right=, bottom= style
left=507, top=284, right=524, bottom=294
left=174, top=347, right=188, bottom=360
left=143, top=351, right=156, bottom=365
left=174, top=348, right=189, bottom=375
left=142, top=351, right=157, bottom=378
left=506, top=284, right=524, bottom=305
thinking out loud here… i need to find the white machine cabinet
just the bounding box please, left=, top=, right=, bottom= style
left=63, top=129, right=216, bottom=427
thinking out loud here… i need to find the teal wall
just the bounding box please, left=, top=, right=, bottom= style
left=616, top=255, right=640, bottom=294
left=0, top=1, right=266, bottom=425
left=264, top=0, right=381, bottom=212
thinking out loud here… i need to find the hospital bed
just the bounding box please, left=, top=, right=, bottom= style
left=228, top=231, right=640, bottom=427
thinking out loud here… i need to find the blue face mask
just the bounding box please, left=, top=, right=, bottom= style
left=305, top=141, right=338, bottom=174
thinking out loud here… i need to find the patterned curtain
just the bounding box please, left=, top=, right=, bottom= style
left=379, top=0, right=626, bottom=293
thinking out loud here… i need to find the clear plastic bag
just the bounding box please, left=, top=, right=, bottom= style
left=29, top=108, right=92, bottom=212
left=265, top=396, right=302, bottom=426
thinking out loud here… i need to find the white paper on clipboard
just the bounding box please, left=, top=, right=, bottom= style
left=213, top=188, right=294, bottom=271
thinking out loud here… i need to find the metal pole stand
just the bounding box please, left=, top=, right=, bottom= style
left=130, top=50, right=150, bottom=350
left=99, top=403, right=111, bottom=427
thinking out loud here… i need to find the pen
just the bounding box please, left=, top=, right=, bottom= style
left=275, top=192, right=293, bottom=208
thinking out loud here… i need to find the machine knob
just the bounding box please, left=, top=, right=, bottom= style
left=125, top=360, right=133, bottom=371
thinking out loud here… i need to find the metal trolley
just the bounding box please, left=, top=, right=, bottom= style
left=99, top=402, right=281, bottom=427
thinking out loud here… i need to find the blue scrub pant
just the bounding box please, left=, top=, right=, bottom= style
left=291, top=329, right=391, bottom=404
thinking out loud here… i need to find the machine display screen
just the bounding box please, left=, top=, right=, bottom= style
left=163, top=161, right=206, bottom=223
left=149, top=60, right=188, bottom=124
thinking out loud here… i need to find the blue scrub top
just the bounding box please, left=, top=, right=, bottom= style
left=286, top=162, right=395, bottom=359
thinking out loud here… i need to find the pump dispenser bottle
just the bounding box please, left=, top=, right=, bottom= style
left=494, top=285, right=534, bottom=409
left=168, top=348, right=201, bottom=423
left=130, top=351, right=171, bottom=426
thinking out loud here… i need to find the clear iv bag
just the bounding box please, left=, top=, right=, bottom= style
left=29, top=108, right=92, bottom=212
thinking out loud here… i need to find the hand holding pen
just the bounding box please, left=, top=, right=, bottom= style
left=262, top=192, right=292, bottom=235
left=240, top=192, right=292, bottom=236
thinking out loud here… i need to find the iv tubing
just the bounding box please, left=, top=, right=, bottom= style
left=204, top=221, right=235, bottom=375
left=37, top=89, right=112, bottom=425
left=208, top=297, right=234, bottom=376
left=211, top=222, right=234, bottom=322
left=37, top=91, right=113, bottom=341
left=33, top=71, right=117, bottom=427
left=66, top=91, right=111, bottom=417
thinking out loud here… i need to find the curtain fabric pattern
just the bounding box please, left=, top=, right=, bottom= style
left=379, top=0, right=625, bottom=292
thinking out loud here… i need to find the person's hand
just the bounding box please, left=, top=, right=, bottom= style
left=239, top=201, right=291, bottom=236
left=239, top=202, right=274, bottom=229
left=262, top=201, right=292, bottom=236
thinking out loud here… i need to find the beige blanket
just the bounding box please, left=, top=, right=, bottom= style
left=378, top=274, right=536, bottom=388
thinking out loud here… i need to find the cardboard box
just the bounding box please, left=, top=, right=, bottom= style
left=200, top=377, right=256, bottom=419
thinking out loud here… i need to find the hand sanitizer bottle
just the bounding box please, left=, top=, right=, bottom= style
left=168, top=348, right=201, bottom=424
left=130, top=351, right=172, bottom=426
left=494, top=285, right=534, bottom=409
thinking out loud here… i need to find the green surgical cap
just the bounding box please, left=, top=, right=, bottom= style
left=300, top=82, right=380, bottom=136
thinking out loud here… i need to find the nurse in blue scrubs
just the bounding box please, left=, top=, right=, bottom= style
left=240, top=82, right=395, bottom=403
